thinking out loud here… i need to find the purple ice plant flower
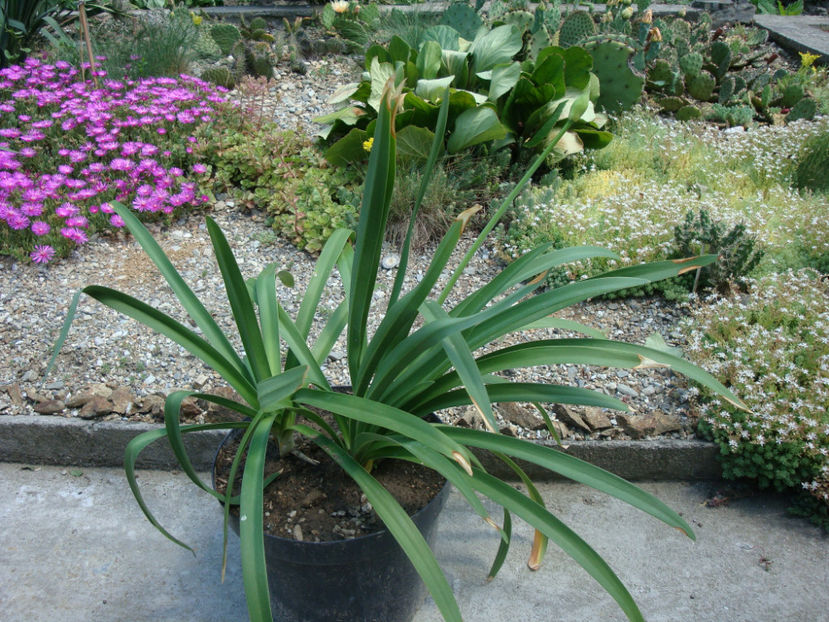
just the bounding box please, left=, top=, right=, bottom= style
left=30, top=244, right=55, bottom=263
left=31, top=220, right=50, bottom=235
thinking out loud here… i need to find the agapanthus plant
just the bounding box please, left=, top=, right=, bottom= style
left=0, top=57, right=226, bottom=263
left=54, top=83, right=748, bottom=621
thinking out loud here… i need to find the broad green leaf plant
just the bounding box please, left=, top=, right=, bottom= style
left=315, top=22, right=611, bottom=166
left=53, top=81, right=747, bottom=622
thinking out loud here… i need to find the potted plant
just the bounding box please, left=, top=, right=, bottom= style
left=53, top=82, right=746, bottom=622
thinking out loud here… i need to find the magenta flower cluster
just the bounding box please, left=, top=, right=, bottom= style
left=0, top=58, right=228, bottom=264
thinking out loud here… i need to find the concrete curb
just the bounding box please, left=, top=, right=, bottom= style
left=0, top=415, right=722, bottom=480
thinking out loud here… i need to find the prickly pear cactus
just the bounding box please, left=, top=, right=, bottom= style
left=686, top=70, right=716, bottom=101
left=679, top=52, right=703, bottom=78
left=249, top=16, right=268, bottom=31
left=676, top=105, right=701, bottom=121
left=201, top=66, right=234, bottom=89
left=558, top=11, right=596, bottom=48
left=711, top=103, right=753, bottom=127
left=534, top=0, right=561, bottom=34
left=211, top=23, right=242, bottom=56
left=657, top=95, right=687, bottom=112
left=503, top=9, right=534, bottom=32
left=647, top=59, right=675, bottom=89
left=780, top=84, right=805, bottom=108
left=441, top=2, right=483, bottom=41
left=584, top=36, right=644, bottom=113
left=708, top=41, right=732, bottom=81
left=718, top=74, right=735, bottom=104
left=786, top=97, right=817, bottom=123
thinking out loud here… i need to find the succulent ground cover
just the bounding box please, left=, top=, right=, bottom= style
left=0, top=58, right=225, bottom=263
left=496, top=111, right=829, bottom=289
left=681, top=270, right=829, bottom=524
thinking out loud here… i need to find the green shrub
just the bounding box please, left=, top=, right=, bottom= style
left=793, top=130, right=829, bottom=194
left=682, top=269, right=829, bottom=519
left=194, top=111, right=361, bottom=253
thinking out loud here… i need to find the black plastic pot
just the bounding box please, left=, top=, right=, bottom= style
left=212, top=430, right=450, bottom=622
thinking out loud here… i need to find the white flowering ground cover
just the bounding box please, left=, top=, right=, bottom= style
left=498, top=111, right=829, bottom=279
left=681, top=270, right=829, bottom=514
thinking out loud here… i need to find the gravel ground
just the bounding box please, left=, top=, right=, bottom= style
left=0, top=55, right=700, bottom=443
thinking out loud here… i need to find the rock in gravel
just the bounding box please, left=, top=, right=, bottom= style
left=552, top=404, right=591, bottom=433
left=380, top=254, right=399, bottom=270
left=616, top=412, right=683, bottom=439
left=2, top=384, right=24, bottom=407
left=137, top=394, right=165, bottom=416
left=499, top=402, right=545, bottom=430
left=581, top=408, right=614, bottom=431
left=34, top=399, right=65, bottom=415
left=78, top=395, right=113, bottom=419
left=65, top=383, right=111, bottom=408
left=108, top=386, right=137, bottom=415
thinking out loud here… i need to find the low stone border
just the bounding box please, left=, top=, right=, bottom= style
left=0, top=415, right=722, bottom=480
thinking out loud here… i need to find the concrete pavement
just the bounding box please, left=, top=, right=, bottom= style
left=1, top=463, right=826, bottom=622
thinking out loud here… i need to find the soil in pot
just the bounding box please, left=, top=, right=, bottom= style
left=214, top=433, right=446, bottom=542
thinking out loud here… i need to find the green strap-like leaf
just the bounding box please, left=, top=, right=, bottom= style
left=440, top=425, right=695, bottom=538
left=472, top=338, right=747, bottom=411
left=83, top=286, right=257, bottom=405
left=240, top=414, right=276, bottom=622
left=356, top=216, right=465, bottom=394
left=124, top=420, right=249, bottom=552
left=256, top=366, right=308, bottom=414
left=421, top=300, right=498, bottom=433
left=297, top=228, right=352, bottom=338
left=389, top=87, right=451, bottom=306
left=294, top=390, right=474, bottom=473
left=254, top=264, right=280, bottom=376
left=45, top=289, right=82, bottom=380
left=313, top=436, right=463, bottom=622
left=451, top=245, right=616, bottom=318
left=468, top=469, right=645, bottom=622
left=348, top=81, right=398, bottom=383
left=207, top=217, right=271, bottom=382
left=278, top=304, right=330, bottom=390
left=411, top=382, right=628, bottom=418
left=111, top=203, right=248, bottom=380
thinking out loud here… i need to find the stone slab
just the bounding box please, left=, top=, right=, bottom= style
left=754, top=15, right=829, bottom=64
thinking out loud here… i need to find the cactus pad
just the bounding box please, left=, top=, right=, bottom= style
left=708, top=41, right=732, bottom=81
left=676, top=105, right=701, bottom=121
left=657, top=95, right=687, bottom=112
left=249, top=17, right=268, bottom=31
left=679, top=52, right=703, bottom=78
left=647, top=59, right=674, bottom=89
left=558, top=11, right=596, bottom=48
left=201, top=66, right=234, bottom=89
left=780, top=84, right=805, bottom=108
left=584, top=38, right=644, bottom=113
left=786, top=97, right=817, bottom=123
left=686, top=70, right=716, bottom=101
left=718, top=75, right=735, bottom=104
left=211, top=23, right=242, bottom=56
left=441, top=2, right=483, bottom=41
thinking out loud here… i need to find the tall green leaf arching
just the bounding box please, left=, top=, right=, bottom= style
left=347, top=81, right=400, bottom=386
